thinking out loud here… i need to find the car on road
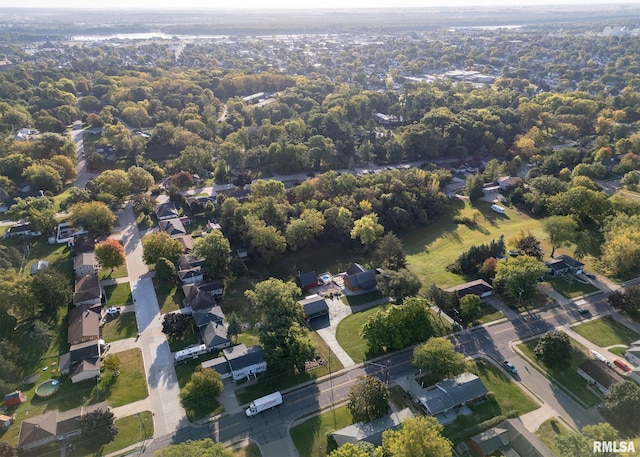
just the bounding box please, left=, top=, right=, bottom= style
left=584, top=272, right=596, bottom=279
left=106, top=306, right=121, bottom=316
left=578, top=308, right=591, bottom=317
left=503, top=360, right=518, bottom=375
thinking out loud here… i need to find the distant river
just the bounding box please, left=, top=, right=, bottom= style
left=71, top=32, right=225, bottom=41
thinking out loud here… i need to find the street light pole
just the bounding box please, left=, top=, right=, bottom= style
left=328, top=352, right=336, bottom=429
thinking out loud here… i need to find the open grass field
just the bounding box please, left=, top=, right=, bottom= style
left=518, top=337, right=601, bottom=407
left=474, top=301, right=504, bottom=325
left=221, top=275, right=264, bottom=325
left=153, top=277, right=183, bottom=313
left=335, top=304, right=452, bottom=363
left=74, top=410, right=154, bottom=457
left=99, top=348, right=148, bottom=407
left=609, top=346, right=627, bottom=356
left=15, top=237, right=75, bottom=281
left=290, top=405, right=353, bottom=457
left=402, top=200, right=548, bottom=291
left=235, top=332, right=344, bottom=405
left=536, top=417, right=572, bottom=456
left=444, top=359, right=539, bottom=440
left=101, top=312, right=138, bottom=342
left=546, top=276, right=600, bottom=299
left=104, top=283, right=133, bottom=307
left=572, top=316, right=640, bottom=347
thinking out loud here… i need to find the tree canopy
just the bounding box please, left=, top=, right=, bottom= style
left=533, top=331, right=573, bottom=369
left=382, top=416, right=453, bottom=457
left=347, top=375, right=390, bottom=423
left=193, top=230, right=231, bottom=278
left=412, top=337, right=466, bottom=381
left=155, top=439, right=233, bottom=457
left=70, top=201, right=116, bottom=236
left=142, top=231, right=184, bottom=264
left=95, top=239, right=126, bottom=274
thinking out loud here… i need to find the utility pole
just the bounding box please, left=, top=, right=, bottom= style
left=328, top=352, right=336, bottom=428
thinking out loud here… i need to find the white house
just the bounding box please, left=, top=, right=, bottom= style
left=74, top=252, right=98, bottom=278
left=626, top=346, right=640, bottom=367
left=202, top=344, right=267, bottom=382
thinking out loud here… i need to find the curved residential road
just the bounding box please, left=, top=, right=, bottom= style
left=118, top=202, right=187, bottom=437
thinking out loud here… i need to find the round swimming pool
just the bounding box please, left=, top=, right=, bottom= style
left=35, top=379, right=60, bottom=398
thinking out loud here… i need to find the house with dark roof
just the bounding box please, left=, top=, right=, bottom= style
left=202, top=322, right=231, bottom=350
left=577, top=360, right=623, bottom=394
left=343, top=263, right=377, bottom=292
left=298, top=271, right=320, bottom=290
left=177, top=254, right=207, bottom=271
left=626, top=346, right=640, bottom=366
left=299, top=295, right=329, bottom=321
left=72, top=234, right=96, bottom=253
left=4, top=223, right=41, bottom=238
left=183, top=284, right=218, bottom=311
left=155, top=202, right=179, bottom=221
left=202, top=344, right=267, bottom=381
left=545, top=255, right=584, bottom=276
left=17, top=402, right=109, bottom=450
left=59, top=341, right=101, bottom=384
left=417, top=373, right=488, bottom=417
left=192, top=305, right=225, bottom=328
left=201, top=356, right=232, bottom=380
left=67, top=303, right=101, bottom=346
left=332, top=408, right=413, bottom=447
left=470, top=418, right=555, bottom=457
left=178, top=267, right=204, bottom=285
left=74, top=251, right=98, bottom=278
left=445, top=279, right=493, bottom=298
left=160, top=218, right=187, bottom=238
left=73, top=274, right=102, bottom=306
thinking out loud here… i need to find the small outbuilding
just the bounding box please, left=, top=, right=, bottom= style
left=299, top=295, right=330, bottom=321
left=3, top=390, right=26, bottom=407
left=445, top=279, right=493, bottom=298
left=298, top=271, right=320, bottom=290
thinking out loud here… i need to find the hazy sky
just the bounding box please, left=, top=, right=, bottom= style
left=14, top=0, right=640, bottom=9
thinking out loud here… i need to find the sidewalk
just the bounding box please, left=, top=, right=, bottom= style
left=100, top=277, right=131, bottom=287
left=111, top=398, right=153, bottom=419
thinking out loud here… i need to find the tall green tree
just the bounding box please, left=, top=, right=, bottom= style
left=533, top=331, right=572, bottom=369
left=70, top=201, right=116, bottom=236
left=127, top=166, right=154, bottom=193
left=603, top=381, right=640, bottom=436
left=30, top=268, right=73, bottom=317
left=382, top=416, right=452, bottom=457
left=465, top=174, right=484, bottom=203
left=156, top=439, right=233, bottom=457
left=347, top=375, right=390, bottom=423
left=142, top=232, right=184, bottom=264
left=95, top=239, right=126, bottom=275
left=79, top=409, right=118, bottom=449
left=543, top=216, right=579, bottom=257
left=494, top=255, right=547, bottom=302
left=377, top=269, right=421, bottom=304
left=7, top=196, right=56, bottom=233
left=180, top=368, right=224, bottom=419
left=193, top=230, right=231, bottom=278
left=351, top=213, right=384, bottom=246
left=412, top=337, right=466, bottom=381
left=244, top=214, right=286, bottom=264
left=375, top=232, right=407, bottom=270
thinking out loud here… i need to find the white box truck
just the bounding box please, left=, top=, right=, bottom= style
left=246, top=391, right=283, bottom=417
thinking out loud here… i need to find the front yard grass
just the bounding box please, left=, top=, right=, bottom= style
left=153, top=278, right=183, bottom=313
left=497, top=291, right=553, bottom=312
left=472, top=301, right=504, bottom=326
left=104, top=283, right=133, bottom=307
left=571, top=316, right=640, bottom=348
left=609, top=346, right=627, bottom=356
left=546, top=276, right=600, bottom=299
left=290, top=405, right=352, bottom=457
left=101, top=312, right=138, bottom=342
left=536, top=417, right=571, bottom=457
left=99, top=262, right=128, bottom=280
left=167, top=322, right=199, bottom=353
left=18, top=237, right=75, bottom=281
left=98, top=348, right=148, bottom=407
left=340, top=290, right=384, bottom=307
left=235, top=332, right=344, bottom=405
left=175, top=352, right=221, bottom=388
left=74, top=410, right=154, bottom=456
left=234, top=443, right=262, bottom=457
left=517, top=337, right=601, bottom=407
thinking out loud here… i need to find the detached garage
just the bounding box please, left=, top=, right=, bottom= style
left=299, top=295, right=330, bottom=321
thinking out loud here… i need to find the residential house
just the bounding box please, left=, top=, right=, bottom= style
left=30, top=260, right=49, bottom=275
left=202, top=322, right=231, bottom=350
left=299, top=295, right=329, bottom=321
left=73, top=274, right=102, bottom=306
left=192, top=304, right=225, bottom=328
left=177, top=234, right=194, bottom=253
left=417, top=372, right=488, bottom=417
left=497, top=176, right=522, bottom=190
left=332, top=408, right=413, bottom=447
left=67, top=303, right=101, bottom=346
left=545, top=255, right=585, bottom=276
left=626, top=346, right=640, bottom=366
left=178, top=267, right=204, bottom=285
left=4, top=390, right=26, bottom=407
left=202, top=356, right=232, bottom=380
left=17, top=402, right=109, bottom=450
left=185, top=195, right=217, bottom=212
left=202, top=344, right=267, bottom=382
left=470, top=418, right=555, bottom=457
left=74, top=251, right=98, bottom=278
left=159, top=218, right=187, bottom=238
left=297, top=271, right=320, bottom=290
left=630, top=366, right=640, bottom=386
left=445, top=279, right=493, bottom=298
left=177, top=254, right=207, bottom=271
left=3, top=223, right=41, bottom=238
left=59, top=341, right=101, bottom=384
left=343, top=263, right=377, bottom=292
left=155, top=202, right=179, bottom=221
left=577, top=360, right=623, bottom=394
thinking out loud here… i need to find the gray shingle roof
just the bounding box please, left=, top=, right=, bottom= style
left=420, top=372, right=488, bottom=415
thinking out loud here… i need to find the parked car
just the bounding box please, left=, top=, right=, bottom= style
left=503, top=360, right=518, bottom=375
left=578, top=308, right=591, bottom=317
left=106, top=306, right=121, bottom=316
left=584, top=273, right=596, bottom=279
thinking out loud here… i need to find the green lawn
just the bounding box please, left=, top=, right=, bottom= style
left=153, top=277, right=183, bottom=313
left=175, top=352, right=221, bottom=388
left=472, top=359, right=539, bottom=415
left=104, top=283, right=133, bottom=307
left=290, top=405, right=353, bottom=457
left=168, top=322, right=199, bottom=353
left=236, top=332, right=344, bottom=405
left=609, top=346, right=627, bottom=356
left=518, top=337, right=602, bottom=407
left=74, top=411, right=154, bottom=456
left=335, top=305, right=452, bottom=363
left=497, top=291, right=553, bottom=312
left=472, top=301, right=504, bottom=326
left=546, top=277, right=600, bottom=299
left=402, top=200, right=548, bottom=292
left=98, top=348, right=148, bottom=407
left=99, top=262, right=128, bottom=280
left=17, top=237, right=75, bottom=281
left=340, top=290, right=384, bottom=307
left=234, top=443, right=262, bottom=457
left=221, top=275, right=264, bottom=325
left=572, top=316, right=640, bottom=348
left=101, top=312, right=139, bottom=342
left=536, top=418, right=571, bottom=457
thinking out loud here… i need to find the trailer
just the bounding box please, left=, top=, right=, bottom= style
left=491, top=204, right=505, bottom=214
left=246, top=391, right=282, bottom=417
left=174, top=344, right=208, bottom=363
